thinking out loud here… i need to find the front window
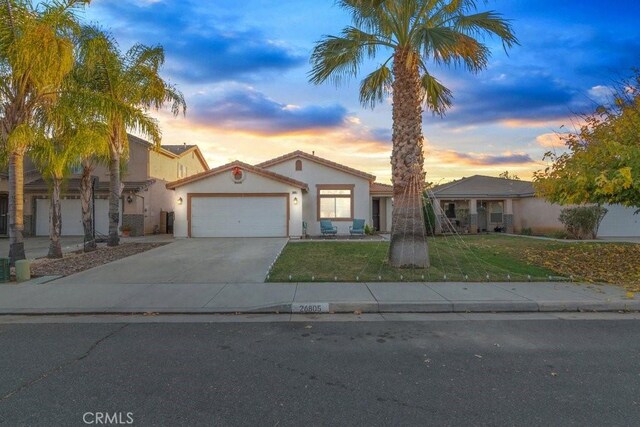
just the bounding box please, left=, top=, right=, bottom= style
left=490, top=202, right=504, bottom=223
left=317, top=186, right=353, bottom=220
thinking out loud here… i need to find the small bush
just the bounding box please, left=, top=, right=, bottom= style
left=559, top=206, right=608, bottom=239
left=520, top=227, right=533, bottom=236
left=422, top=196, right=437, bottom=236
left=364, top=224, right=374, bottom=235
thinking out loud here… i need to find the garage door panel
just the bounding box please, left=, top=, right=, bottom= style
left=36, top=198, right=122, bottom=236
left=599, top=205, right=640, bottom=237
left=190, top=196, right=287, bottom=237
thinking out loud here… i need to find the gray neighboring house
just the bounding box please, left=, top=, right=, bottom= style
left=431, top=175, right=562, bottom=234
left=431, top=175, right=640, bottom=238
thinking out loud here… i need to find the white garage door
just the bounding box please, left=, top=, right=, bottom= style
left=190, top=196, right=287, bottom=237
left=36, top=199, right=121, bottom=236
left=598, top=204, right=640, bottom=237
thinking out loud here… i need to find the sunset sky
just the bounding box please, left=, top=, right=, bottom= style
left=85, top=0, right=640, bottom=185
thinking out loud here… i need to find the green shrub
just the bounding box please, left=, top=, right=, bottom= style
left=364, top=224, right=374, bottom=235
left=422, top=195, right=437, bottom=236
left=520, top=227, right=533, bottom=236
left=558, top=206, right=608, bottom=239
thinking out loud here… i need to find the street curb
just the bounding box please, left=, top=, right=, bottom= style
left=2, top=300, right=639, bottom=316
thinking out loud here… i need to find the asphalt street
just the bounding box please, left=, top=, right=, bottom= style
left=1, top=316, right=639, bottom=426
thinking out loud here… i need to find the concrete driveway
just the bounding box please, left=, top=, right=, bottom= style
left=51, top=238, right=288, bottom=285
left=2, top=236, right=86, bottom=260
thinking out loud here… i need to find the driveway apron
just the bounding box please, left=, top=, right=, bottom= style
left=50, top=238, right=288, bottom=284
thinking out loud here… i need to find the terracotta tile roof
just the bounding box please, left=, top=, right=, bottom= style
left=166, top=160, right=309, bottom=190
left=431, top=175, right=535, bottom=198
left=256, top=150, right=376, bottom=182
left=370, top=182, right=393, bottom=194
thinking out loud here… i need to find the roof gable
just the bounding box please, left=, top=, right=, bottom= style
left=256, top=150, right=376, bottom=182
left=166, top=160, right=308, bottom=190
left=432, top=175, right=535, bottom=198
left=161, top=144, right=210, bottom=170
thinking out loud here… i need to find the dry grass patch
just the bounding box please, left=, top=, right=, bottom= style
left=523, top=243, right=640, bottom=291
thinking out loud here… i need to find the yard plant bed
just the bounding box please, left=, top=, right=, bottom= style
left=29, top=242, right=169, bottom=277
left=267, top=235, right=640, bottom=288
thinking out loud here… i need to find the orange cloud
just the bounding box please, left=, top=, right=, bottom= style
left=535, top=132, right=566, bottom=148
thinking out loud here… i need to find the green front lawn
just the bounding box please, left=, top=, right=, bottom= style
left=267, top=234, right=640, bottom=287
left=268, top=235, right=558, bottom=282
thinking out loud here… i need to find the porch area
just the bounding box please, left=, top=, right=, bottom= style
left=433, top=198, right=514, bottom=234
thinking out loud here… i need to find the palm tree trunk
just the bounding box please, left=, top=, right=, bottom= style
left=388, top=49, right=429, bottom=268
left=107, top=151, right=120, bottom=246
left=80, top=163, right=96, bottom=250
left=48, top=178, right=63, bottom=258
left=8, top=150, right=26, bottom=264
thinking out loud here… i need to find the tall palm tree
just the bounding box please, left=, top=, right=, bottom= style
left=0, top=0, right=89, bottom=263
left=309, top=0, right=517, bottom=267
left=77, top=28, right=186, bottom=246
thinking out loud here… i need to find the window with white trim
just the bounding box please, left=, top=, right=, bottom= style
left=318, top=187, right=353, bottom=220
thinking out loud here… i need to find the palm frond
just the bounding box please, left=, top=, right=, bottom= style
left=309, top=26, right=392, bottom=86
left=420, top=71, right=453, bottom=116
left=455, top=11, right=519, bottom=50
left=359, top=62, right=393, bottom=109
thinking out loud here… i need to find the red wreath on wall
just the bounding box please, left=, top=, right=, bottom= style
left=232, top=166, right=243, bottom=181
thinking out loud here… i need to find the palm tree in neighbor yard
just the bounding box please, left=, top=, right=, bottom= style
left=309, top=0, right=517, bottom=267
left=76, top=27, right=186, bottom=246
left=30, top=92, right=108, bottom=258
left=0, top=0, right=89, bottom=263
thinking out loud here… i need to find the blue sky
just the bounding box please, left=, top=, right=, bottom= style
left=84, top=0, right=640, bottom=184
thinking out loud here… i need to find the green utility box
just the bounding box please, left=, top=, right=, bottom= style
left=0, top=257, right=10, bottom=282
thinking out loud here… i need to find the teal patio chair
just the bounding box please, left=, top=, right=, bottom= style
left=320, top=220, right=338, bottom=236
left=349, top=219, right=365, bottom=236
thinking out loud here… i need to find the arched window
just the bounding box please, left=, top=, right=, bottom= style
left=295, top=159, right=302, bottom=171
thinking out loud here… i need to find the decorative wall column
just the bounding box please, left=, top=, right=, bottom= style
left=469, top=199, right=478, bottom=234
left=504, top=198, right=514, bottom=234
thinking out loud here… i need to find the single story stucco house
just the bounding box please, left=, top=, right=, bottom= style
left=166, top=151, right=393, bottom=238
left=431, top=175, right=639, bottom=238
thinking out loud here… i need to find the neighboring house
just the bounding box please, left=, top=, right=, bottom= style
left=431, top=175, right=640, bottom=238
left=20, top=135, right=208, bottom=237
left=432, top=175, right=544, bottom=234
left=0, top=157, right=41, bottom=237
left=598, top=205, right=640, bottom=237
left=166, top=151, right=393, bottom=238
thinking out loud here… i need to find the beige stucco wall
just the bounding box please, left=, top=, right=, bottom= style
left=92, top=139, right=150, bottom=182
left=263, top=158, right=371, bottom=235
left=172, top=170, right=303, bottom=238
left=512, top=197, right=564, bottom=233
left=148, top=148, right=207, bottom=182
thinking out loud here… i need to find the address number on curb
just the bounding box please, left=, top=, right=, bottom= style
left=292, top=303, right=330, bottom=314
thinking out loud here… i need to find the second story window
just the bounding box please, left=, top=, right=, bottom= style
left=177, top=164, right=187, bottom=178
left=295, top=159, right=302, bottom=171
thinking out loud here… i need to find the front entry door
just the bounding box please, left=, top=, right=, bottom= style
left=372, top=199, right=380, bottom=231
left=0, top=194, right=7, bottom=235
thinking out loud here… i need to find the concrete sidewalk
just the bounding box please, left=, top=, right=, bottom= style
left=0, top=280, right=638, bottom=315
